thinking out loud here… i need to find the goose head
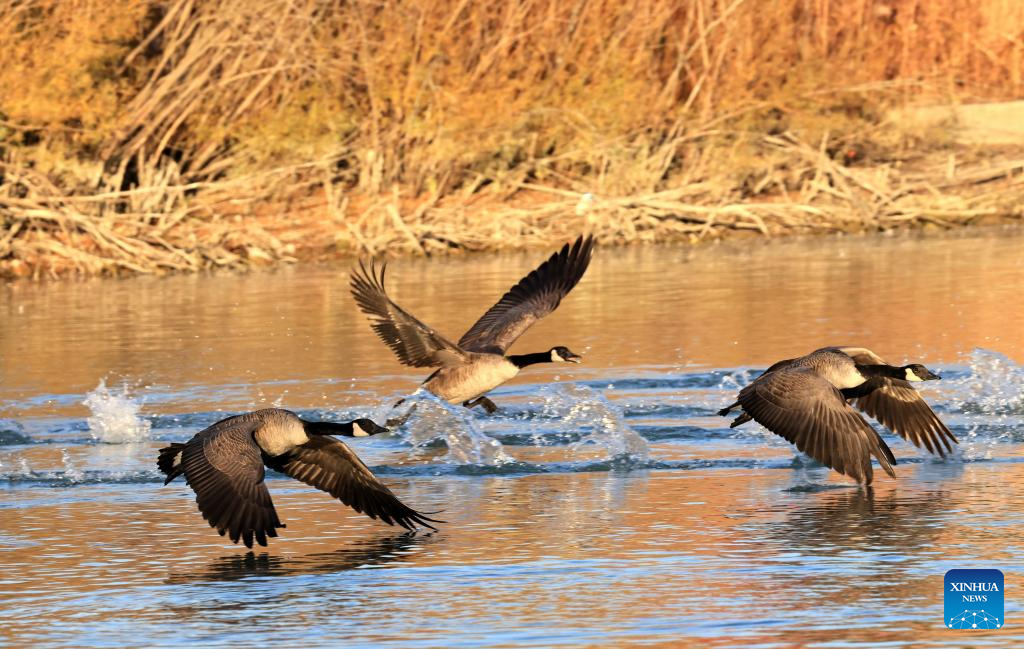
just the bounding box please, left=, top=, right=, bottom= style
left=349, top=418, right=390, bottom=437
left=902, top=364, right=941, bottom=382
left=550, top=346, right=583, bottom=364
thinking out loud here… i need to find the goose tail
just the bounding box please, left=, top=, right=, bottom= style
left=157, top=443, right=187, bottom=485
left=717, top=401, right=741, bottom=417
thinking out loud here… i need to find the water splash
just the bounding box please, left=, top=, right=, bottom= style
left=0, top=454, right=34, bottom=482
left=958, top=425, right=997, bottom=461
left=253, top=387, right=289, bottom=409
left=59, top=448, right=85, bottom=483
left=718, top=368, right=755, bottom=393
left=0, top=465, right=162, bottom=486
left=932, top=348, right=1024, bottom=459
left=82, top=379, right=152, bottom=444
left=537, top=384, right=649, bottom=463
left=951, top=349, right=1024, bottom=416
left=396, top=392, right=513, bottom=465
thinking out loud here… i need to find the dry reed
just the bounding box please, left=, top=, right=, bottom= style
left=1, top=0, right=1023, bottom=277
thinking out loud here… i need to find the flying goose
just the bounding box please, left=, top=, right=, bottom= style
left=351, top=234, right=594, bottom=414
left=719, top=346, right=957, bottom=484
left=157, top=408, right=439, bottom=547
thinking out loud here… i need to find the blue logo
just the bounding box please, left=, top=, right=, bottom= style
left=945, top=569, right=1004, bottom=629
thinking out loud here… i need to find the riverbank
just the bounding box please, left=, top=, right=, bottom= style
left=3, top=0, right=1023, bottom=279
left=3, top=133, right=1022, bottom=279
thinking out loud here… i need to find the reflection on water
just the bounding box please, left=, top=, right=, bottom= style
left=765, top=486, right=951, bottom=553
left=169, top=533, right=436, bottom=584
left=1, top=229, right=1023, bottom=647
left=3, top=228, right=1023, bottom=420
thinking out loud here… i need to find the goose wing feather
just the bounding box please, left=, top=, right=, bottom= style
left=458, top=235, right=594, bottom=354
left=266, top=435, right=441, bottom=531
left=350, top=260, right=468, bottom=368
left=739, top=367, right=896, bottom=484
left=833, top=346, right=887, bottom=365
left=834, top=346, right=957, bottom=456
left=179, top=417, right=284, bottom=548
left=852, top=378, right=957, bottom=457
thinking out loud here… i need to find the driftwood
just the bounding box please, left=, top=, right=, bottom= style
left=3, top=133, right=1020, bottom=278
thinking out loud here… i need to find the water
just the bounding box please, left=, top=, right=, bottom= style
left=1, top=228, right=1023, bottom=647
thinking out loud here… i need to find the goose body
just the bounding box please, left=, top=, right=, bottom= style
left=351, top=235, right=594, bottom=413
left=719, top=346, right=956, bottom=484
left=796, top=348, right=871, bottom=390
left=157, top=408, right=439, bottom=547
left=423, top=353, right=523, bottom=405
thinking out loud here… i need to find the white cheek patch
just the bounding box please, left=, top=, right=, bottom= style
left=551, top=349, right=565, bottom=362
left=352, top=422, right=371, bottom=437
left=905, top=368, right=924, bottom=382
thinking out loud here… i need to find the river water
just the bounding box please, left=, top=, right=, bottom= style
left=1, top=228, right=1023, bottom=647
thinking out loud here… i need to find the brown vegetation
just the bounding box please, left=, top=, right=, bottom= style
left=1, top=0, right=1023, bottom=278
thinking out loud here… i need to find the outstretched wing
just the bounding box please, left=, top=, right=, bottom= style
left=833, top=346, right=887, bottom=365
left=738, top=367, right=897, bottom=484
left=458, top=235, right=595, bottom=354
left=835, top=346, right=957, bottom=456
left=350, top=260, right=468, bottom=368
left=266, top=435, right=441, bottom=531
left=852, top=377, right=957, bottom=456
left=179, top=417, right=284, bottom=548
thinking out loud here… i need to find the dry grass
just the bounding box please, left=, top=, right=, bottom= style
left=2, top=0, right=1024, bottom=277
left=328, top=134, right=1024, bottom=257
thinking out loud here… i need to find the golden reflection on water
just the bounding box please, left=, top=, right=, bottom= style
left=1, top=463, right=1021, bottom=646
left=2, top=228, right=1023, bottom=417
left=2, top=228, right=1023, bottom=647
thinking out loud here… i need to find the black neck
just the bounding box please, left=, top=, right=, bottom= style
left=856, top=364, right=905, bottom=380
left=509, top=351, right=553, bottom=368
left=302, top=420, right=355, bottom=437
left=840, top=382, right=876, bottom=399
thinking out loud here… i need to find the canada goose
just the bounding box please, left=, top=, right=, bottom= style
left=719, top=346, right=957, bottom=484
left=351, top=234, right=594, bottom=414
left=157, top=408, right=439, bottom=547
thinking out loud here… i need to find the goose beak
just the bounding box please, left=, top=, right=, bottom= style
left=911, top=367, right=941, bottom=381
left=564, top=352, right=583, bottom=364
left=352, top=419, right=390, bottom=436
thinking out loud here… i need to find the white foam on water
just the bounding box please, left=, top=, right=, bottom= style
left=397, top=391, right=512, bottom=466
left=959, top=424, right=995, bottom=461
left=944, top=348, right=1024, bottom=459
left=718, top=368, right=755, bottom=393
left=272, top=390, right=289, bottom=408
left=538, top=384, right=649, bottom=462
left=59, top=448, right=85, bottom=483
left=952, top=348, right=1024, bottom=416
left=82, top=379, right=152, bottom=444
left=0, top=453, right=32, bottom=481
